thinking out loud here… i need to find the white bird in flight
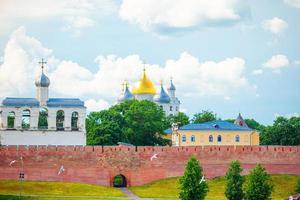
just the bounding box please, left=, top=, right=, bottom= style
left=199, top=176, right=206, bottom=184
left=9, top=160, right=16, bottom=166
left=150, top=153, right=158, bottom=161
left=58, top=165, right=65, bottom=175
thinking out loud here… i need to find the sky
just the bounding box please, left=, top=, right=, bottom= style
left=0, top=0, right=299, bottom=125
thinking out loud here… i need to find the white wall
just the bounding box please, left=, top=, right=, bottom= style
left=0, top=130, right=86, bottom=145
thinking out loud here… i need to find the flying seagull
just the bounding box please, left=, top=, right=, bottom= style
left=9, top=160, right=16, bottom=166
left=58, top=165, right=65, bottom=175
left=150, top=153, right=158, bottom=161
left=199, top=176, right=206, bottom=184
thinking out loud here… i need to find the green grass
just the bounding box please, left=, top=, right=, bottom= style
left=129, top=174, right=300, bottom=200
left=0, top=196, right=125, bottom=200
left=0, top=180, right=125, bottom=197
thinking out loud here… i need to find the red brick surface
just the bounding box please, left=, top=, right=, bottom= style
left=0, top=145, right=299, bottom=186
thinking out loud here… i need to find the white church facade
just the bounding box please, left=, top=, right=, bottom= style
left=118, top=68, right=181, bottom=116
left=0, top=60, right=86, bottom=145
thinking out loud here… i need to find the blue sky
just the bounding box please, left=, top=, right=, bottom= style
left=0, top=0, right=299, bottom=125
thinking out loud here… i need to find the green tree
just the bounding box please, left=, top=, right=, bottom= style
left=86, top=100, right=169, bottom=146
left=244, top=164, right=273, bottom=200
left=225, top=118, right=264, bottom=131
left=295, top=177, right=300, bottom=194
left=260, top=116, right=300, bottom=145
left=179, top=156, right=208, bottom=200
left=192, top=110, right=217, bottom=124
left=166, top=112, right=189, bottom=128
left=124, top=100, right=168, bottom=146
left=225, top=160, right=244, bottom=200
left=244, top=119, right=264, bottom=130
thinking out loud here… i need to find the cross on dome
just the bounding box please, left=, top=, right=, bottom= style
left=38, top=58, right=47, bottom=72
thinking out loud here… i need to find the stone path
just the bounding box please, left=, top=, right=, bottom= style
left=119, top=188, right=153, bottom=200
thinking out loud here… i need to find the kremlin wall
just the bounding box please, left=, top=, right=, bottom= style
left=1, top=145, right=300, bottom=186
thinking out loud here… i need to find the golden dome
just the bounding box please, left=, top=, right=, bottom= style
left=132, top=68, right=156, bottom=95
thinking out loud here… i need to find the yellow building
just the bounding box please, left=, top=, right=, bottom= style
left=168, top=114, right=259, bottom=146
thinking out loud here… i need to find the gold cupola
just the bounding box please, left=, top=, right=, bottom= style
left=132, top=68, right=156, bottom=95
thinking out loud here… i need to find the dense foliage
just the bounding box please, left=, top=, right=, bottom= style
left=166, top=112, right=190, bottom=127
left=225, top=118, right=264, bottom=131
left=244, top=164, right=273, bottom=200
left=179, top=156, right=208, bottom=200
left=260, top=116, right=300, bottom=145
left=191, top=110, right=217, bottom=124
left=86, top=101, right=300, bottom=146
left=225, top=160, right=244, bottom=200
left=86, top=100, right=169, bottom=146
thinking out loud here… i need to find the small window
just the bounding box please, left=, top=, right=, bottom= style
left=191, top=135, right=195, bottom=142
left=176, top=106, right=178, bottom=111
left=235, top=135, right=240, bottom=142
left=209, top=135, right=213, bottom=142
left=170, top=106, right=173, bottom=111
left=217, top=135, right=222, bottom=142
left=182, top=135, right=186, bottom=142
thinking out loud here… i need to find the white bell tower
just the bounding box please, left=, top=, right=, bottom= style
left=35, top=59, right=50, bottom=106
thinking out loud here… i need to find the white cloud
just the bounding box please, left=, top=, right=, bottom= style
left=252, top=69, right=263, bottom=75
left=0, top=0, right=117, bottom=35
left=119, top=0, right=244, bottom=33
left=85, top=99, right=110, bottom=112
left=263, top=54, right=289, bottom=73
left=0, top=27, right=255, bottom=112
left=262, top=17, right=288, bottom=34
left=284, top=0, right=300, bottom=8
left=0, top=27, right=55, bottom=96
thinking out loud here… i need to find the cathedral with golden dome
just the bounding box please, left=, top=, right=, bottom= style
left=118, top=68, right=180, bottom=116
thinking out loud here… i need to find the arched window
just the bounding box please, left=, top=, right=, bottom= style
left=235, top=135, right=240, bottom=142
left=22, top=109, right=30, bottom=129
left=170, top=106, right=173, bottom=111
left=209, top=135, right=213, bottom=142
left=56, top=110, right=65, bottom=131
left=182, top=135, right=186, bottom=142
left=217, top=135, right=222, bottom=142
left=71, top=112, right=79, bottom=131
left=7, top=111, right=15, bottom=129
left=191, top=135, right=195, bottom=142
left=38, top=108, right=48, bottom=130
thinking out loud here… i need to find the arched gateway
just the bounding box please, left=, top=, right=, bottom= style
left=113, top=174, right=127, bottom=187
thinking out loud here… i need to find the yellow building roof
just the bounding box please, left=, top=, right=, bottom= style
left=132, top=68, right=156, bottom=95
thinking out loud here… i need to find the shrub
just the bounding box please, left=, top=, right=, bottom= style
left=179, top=156, right=208, bottom=200
left=225, top=160, right=244, bottom=200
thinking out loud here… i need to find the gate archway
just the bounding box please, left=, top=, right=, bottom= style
left=113, top=174, right=127, bottom=187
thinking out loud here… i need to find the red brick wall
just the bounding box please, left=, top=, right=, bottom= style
left=0, top=145, right=299, bottom=186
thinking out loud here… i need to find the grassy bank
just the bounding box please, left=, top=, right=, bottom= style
left=0, top=180, right=125, bottom=198
left=130, top=174, right=300, bottom=200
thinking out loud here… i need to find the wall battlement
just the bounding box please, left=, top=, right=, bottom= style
left=1, top=145, right=300, bottom=153
left=0, top=145, right=300, bottom=186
